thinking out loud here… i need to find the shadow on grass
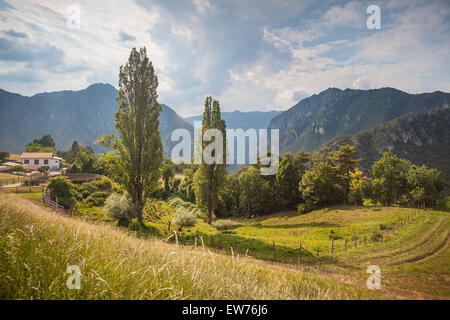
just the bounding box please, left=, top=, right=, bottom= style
left=170, top=230, right=356, bottom=269
left=249, top=221, right=339, bottom=229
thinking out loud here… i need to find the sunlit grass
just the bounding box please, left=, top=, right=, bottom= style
left=0, top=194, right=384, bottom=300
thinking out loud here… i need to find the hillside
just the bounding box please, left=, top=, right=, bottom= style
left=0, top=194, right=384, bottom=300
left=269, top=87, right=450, bottom=153
left=317, top=107, right=450, bottom=180
left=2, top=192, right=448, bottom=299
left=0, top=84, right=193, bottom=156
left=185, top=110, right=282, bottom=131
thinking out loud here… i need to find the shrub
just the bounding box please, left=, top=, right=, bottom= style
left=212, top=219, right=233, bottom=231
left=92, top=176, right=113, bottom=192
left=128, top=219, right=162, bottom=238
left=80, top=183, right=99, bottom=197
left=103, top=193, right=137, bottom=227
left=168, top=196, right=203, bottom=218
left=47, top=176, right=77, bottom=209
left=296, top=203, right=313, bottom=214
left=9, top=165, right=24, bottom=172
left=172, top=207, right=197, bottom=231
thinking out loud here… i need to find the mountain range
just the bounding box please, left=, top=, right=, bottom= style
left=317, top=107, right=450, bottom=181
left=0, top=83, right=449, bottom=179
left=185, top=110, right=282, bottom=131
left=0, top=83, right=193, bottom=156
left=270, top=87, right=449, bottom=153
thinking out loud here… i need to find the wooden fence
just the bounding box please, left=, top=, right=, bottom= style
left=164, top=208, right=424, bottom=263
left=42, top=187, right=73, bottom=216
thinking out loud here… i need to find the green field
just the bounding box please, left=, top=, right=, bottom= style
left=1, top=190, right=448, bottom=299
left=0, top=194, right=385, bottom=300
left=145, top=204, right=449, bottom=298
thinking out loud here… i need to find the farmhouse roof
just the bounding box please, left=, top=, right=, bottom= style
left=20, top=152, right=54, bottom=159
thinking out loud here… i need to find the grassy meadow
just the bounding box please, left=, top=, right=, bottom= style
left=0, top=191, right=448, bottom=299
left=0, top=193, right=386, bottom=300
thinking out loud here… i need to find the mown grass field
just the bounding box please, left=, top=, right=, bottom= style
left=0, top=194, right=385, bottom=300
left=146, top=205, right=449, bottom=298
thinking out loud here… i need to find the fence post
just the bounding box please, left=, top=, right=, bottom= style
left=273, top=241, right=276, bottom=259
left=195, top=236, right=198, bottom=249
left=331, top=239, right=334, bottom=254
left=168, top=221, right=171, bottom=232
left=381, top=232, right=383, bottom=243
left=345, top=239, right=347, bottom=252
left=364, top=236, right=367, bottom=247
left=299, top=242, right=302, bottom=259
left=317, top=247, right=319, bottom=257
left=354, top=232, right=357, bottom=248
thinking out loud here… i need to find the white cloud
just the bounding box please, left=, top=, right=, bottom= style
left=0, top=0, right=448, bottom=117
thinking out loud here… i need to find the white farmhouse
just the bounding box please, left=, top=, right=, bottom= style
left=20, top=152, right=62, bottom=171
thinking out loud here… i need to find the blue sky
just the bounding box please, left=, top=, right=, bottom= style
left=0, top=0, right=449, bottom=116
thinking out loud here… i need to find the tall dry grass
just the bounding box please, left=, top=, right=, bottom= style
left=0, top=194, right=382, bottom=300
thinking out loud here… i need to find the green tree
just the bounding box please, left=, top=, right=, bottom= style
left=71, top=141, right=82, bottom=155
left=114, top=47, right=163, bottom=222
left=406, top=165, right=445, bottom=208
left=292, top=150, right=310, bottom=176
left=32, top=134, right=55, bottom=148
left=238, top=167, right=269, bottom=217
left=161, top=159, right=175, bottom=192
left=216, top=173, right=240, bottom=218
left=370, top=150, right=410, bottom=206
left=0, top=150, right=9, bottom=162
left=178, top=168, right=196, bottom=203
left=328, top=145, right=358, bottom=203
left=193, top=96, right=227, bottom=224
left=24, top=143, right=54, bottom=153
left=275, top=155, right=301, bottom=208
left=299, top=161, right=344, bottom=208
left=349, top=168, right=367, bottom=205
left=68, top=150, right=98, bottom=173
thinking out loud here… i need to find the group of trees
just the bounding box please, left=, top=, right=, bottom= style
left=165, top=145, right=446, bottom=219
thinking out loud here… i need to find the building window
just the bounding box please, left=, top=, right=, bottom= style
left=24, top=160, right=29, bottom=164
left=34, top=159, right=39, bottom=165
left=44, top=159, right=49, bottom=165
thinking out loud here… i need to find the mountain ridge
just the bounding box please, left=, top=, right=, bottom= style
left=0, top=83, right=193, bottom=155
left=317, top=107, right=450, bottom=181
left=269, top=87, right=450, bottom=153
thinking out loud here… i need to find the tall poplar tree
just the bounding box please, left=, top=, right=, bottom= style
left=193, top=97, right=227, bottom=224
left=115, top=47, right=163, bottom=222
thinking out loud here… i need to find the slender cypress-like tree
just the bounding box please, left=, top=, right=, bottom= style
left=115, top=47, right=163, bottom=222
left=194, top=97, right=227, bottom=224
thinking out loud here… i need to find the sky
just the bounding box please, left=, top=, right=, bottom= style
left=0, top=0, right=449, bottom=117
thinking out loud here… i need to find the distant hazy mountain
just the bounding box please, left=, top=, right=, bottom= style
left=317, top=107, right=450, bottom=181
left=0, top=83, right=193, bottom=155
left=185, top=110, right=282, bottom=130
left=269, top=87, right=450, bottom=153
